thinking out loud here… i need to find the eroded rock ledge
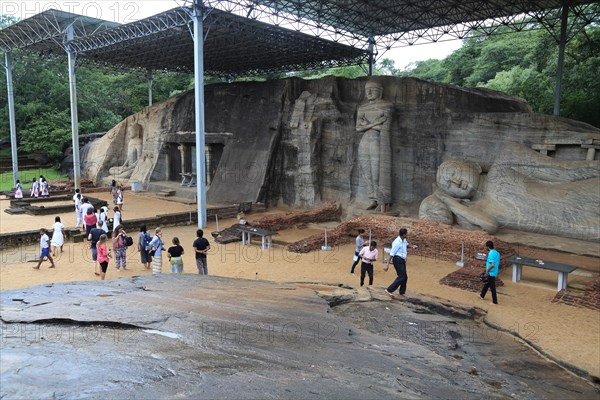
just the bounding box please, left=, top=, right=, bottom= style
left=1, top=276, right=597, bottom=399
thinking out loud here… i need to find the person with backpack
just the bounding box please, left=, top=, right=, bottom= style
left=138, top=223, right=152, bottom=271
left=112, top=225, right=128, bottom=272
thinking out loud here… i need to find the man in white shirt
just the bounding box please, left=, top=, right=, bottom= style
left=384, top=228, right=417, bottom=297
left=33, top=228, right=55, bottom=269
left=72, top=188, right=82, bottom=203
left=79, top=198, right=94, bottom=216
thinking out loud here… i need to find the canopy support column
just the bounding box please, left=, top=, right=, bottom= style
left=193, top=0, right=207, bottom=228
left=66, top=25, right=81, bottom=190
left=4, top=52, right=18, bottom=188
left=368, top=36, right=375, bottom=76
left=553, top=2, right=569, bottom=116
left=147, top=69, right=153, bottom=106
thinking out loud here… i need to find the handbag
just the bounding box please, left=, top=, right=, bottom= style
left=124, top=235, right=134, bottom=247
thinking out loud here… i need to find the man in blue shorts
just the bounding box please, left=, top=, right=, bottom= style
left=33, top=228, right=55, bottom=269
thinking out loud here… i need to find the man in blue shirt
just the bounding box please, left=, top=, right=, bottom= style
left=480, top=240, right=500, bottom=304
left=384, top=228, right=417, bottom=297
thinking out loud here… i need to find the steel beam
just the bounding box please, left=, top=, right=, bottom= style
left=147, top=69, right=153, bottom=106
left=554, top=3, right=569, bottom=116
left=368, top=36, right=375, bottom=76
left=66, top=25, right=81, bottom=190
left=193, top=0, right=207, bottom=228
left=4, top=52, right=19, bottom=187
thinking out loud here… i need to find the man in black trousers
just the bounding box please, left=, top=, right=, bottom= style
left=384, top=228, right=417, bottom=297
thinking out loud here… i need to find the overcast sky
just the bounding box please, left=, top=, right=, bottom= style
left=2, top=0, right=463, bottom=70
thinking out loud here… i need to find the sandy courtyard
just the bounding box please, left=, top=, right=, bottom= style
left=1, top=191, right=599, bottom=380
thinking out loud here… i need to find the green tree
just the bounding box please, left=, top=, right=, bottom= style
left=19, top=109, right=71, bottom=159
left=403, top=22, right=600, bottom=127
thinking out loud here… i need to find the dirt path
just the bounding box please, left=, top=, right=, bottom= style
left=1, top=194, right=599, bottom=379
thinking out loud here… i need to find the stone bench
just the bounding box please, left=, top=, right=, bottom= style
left=180, top=173, right=196, bottom=187
left=237, top=226, right=277, bottom=251
left=506, top=255, right=577, bottom=292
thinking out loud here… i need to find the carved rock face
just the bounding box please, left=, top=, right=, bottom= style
left=436, top=159, right=482, bottom=199
left=365, top=83, right=383, bottom=101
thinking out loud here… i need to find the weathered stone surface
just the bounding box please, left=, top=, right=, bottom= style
left=81, top=77, right=599, bottom=241
left=82, top=77, right=599, bottom=210
left=1, top=276, right=598, bottom=399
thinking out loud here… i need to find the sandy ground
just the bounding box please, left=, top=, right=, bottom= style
left=1, top=192, right=599, bottom=378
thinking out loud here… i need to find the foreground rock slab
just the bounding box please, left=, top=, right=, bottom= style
left=1, top=276, right=598, bottom=399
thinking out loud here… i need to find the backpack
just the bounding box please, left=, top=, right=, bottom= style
left=142, top=232, right=151, bottom=251
left=124, top=235, right=134, bottom=247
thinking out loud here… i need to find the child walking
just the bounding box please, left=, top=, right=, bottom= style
left=33, top=228, right=55, bottom=269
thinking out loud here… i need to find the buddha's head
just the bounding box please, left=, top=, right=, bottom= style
left=128, top=123, right=142, bottom=139
left=365, top=80, right=383, bottom=101
left=436, top=159, right=482, bottom=198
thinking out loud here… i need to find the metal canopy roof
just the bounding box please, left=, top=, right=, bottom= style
left=2, top=1, right=597, bottom=77
left=0, top=9, right=120, bottom=53
left=0, top=6, right=369, bottom=77
left=205, top=0, right=599, bottom=50
left=75, top=7, right=369, bottom=75
left=247, top=0, right=597, bottom=37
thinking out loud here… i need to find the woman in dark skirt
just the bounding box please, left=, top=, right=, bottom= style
left=138, top=223, right=152, bottom=270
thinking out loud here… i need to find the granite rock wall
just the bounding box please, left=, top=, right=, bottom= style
left=83, top=76, right=599, bottom=216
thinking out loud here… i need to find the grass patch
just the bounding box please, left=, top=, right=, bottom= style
left=0, top=168, right=69, bottom=191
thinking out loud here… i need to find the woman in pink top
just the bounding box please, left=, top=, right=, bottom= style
left=96, top=234, right=111, bottom=280
left=358, top=241, right=378, bottom=287
left=83, top=208, right=98, bottom=236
